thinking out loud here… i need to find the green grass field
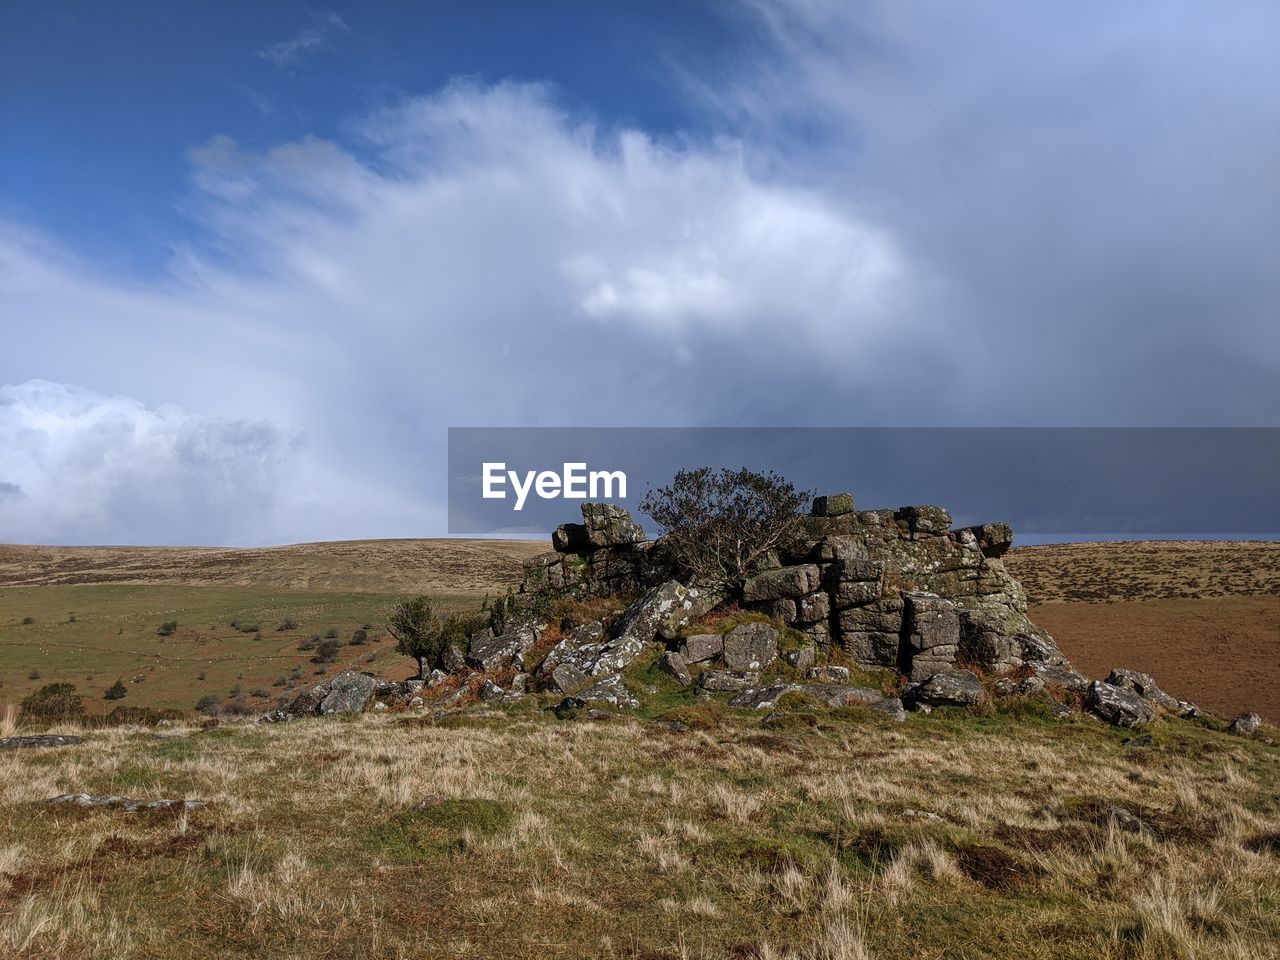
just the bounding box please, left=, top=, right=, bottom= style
left=0, top=585, right=481, bottom=713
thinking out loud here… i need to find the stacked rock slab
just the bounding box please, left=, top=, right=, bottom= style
left=512, top=497, right=1070, bottom=683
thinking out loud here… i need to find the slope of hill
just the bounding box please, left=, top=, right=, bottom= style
left=0, top=538, right=546, bottom=594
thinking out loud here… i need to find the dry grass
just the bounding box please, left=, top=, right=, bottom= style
left=0, top=704, right=1273, bottom=959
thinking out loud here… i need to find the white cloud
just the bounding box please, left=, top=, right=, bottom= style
left=0, top=81, right=915, bottom=543
left=0, top=381, right=301, bottom=545
left=255, top=12, right=349, bottom=70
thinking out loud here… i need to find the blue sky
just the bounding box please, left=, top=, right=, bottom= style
left=1, top=1, right=1278, bottom=545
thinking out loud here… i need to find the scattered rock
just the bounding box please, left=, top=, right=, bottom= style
left=1105, top=668, right=1181, bottom=712
left=993, top=674, right=1045, bottom=698
left=478, top=680, right=505, bottom=702
left=1085, top=681, right=1155, bottom=728
left=907, top=668, right=986, bottom=709
left=809, top=665, right=850, bottom=683
left=678, top=633, right=723, bottom=664
left=812, top=493, right=855, bottom=516
left=784, top=646, right=817, bottom=673
left=319, top=671, right=377, bottom=716
left=658, top=651, right=693, bottom=686
left=1228, top=712, right=1263, bottom=737
left=722, top=622, right=779, bottom=671
left=0, top=735, right=87, bottom=750
left=549, top=661, right=589, bottom=694
left=44, top=793, right=205, bottom=812
left=556, top=674, right=639, bottom=713
left=698, top=670, right=760, bottom=692
left=466, top=628, right=521, bottom=672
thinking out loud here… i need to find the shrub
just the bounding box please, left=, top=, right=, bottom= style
left=28, top=669, right=41, bottom=681
left=197, top=671, right=207, bottom=681
left=298, top=635, right=319, bottom=651
left=276, top=619, right=299, bottom=632
left=104, top=679, right=128, bottom=700
left=324, top=628, right=339, bottom=639
left=640, top=467, right=813, bottom=590
left=249, top=687, right=271, bottom=698
left=237, top=623, right=261, bottom=634
left=313, top=638, right=342, bottom=663
left=388, top=597, right=442, bottom=678
left=156, top=620, right=178, bottom=637
left=21, top=616, right=34, bottom=625
left=222, top=698, right=251, bottom=716
left=195, top=694, right=221, bottom=716
left=21, top=683, right=85, bottom=722
left=67, top=613, right=76, bottom=623
left=350, top=629, right=369, bottom=645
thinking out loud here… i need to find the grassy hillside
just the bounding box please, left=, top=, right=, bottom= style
left=1, top=705, right=1277, bottom=959
left=0, top=538, right=544, bottom=714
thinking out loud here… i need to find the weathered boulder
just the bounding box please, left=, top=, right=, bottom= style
left=1228, top=712, right=1262, bottom=736
left=699, top=670, right=759, bottom=692
left=812, top=493, right=856, bottom=516
left=319, top=671, right=377, bottom=716
left=809, top=665, right=850, bottom=683
left=678, top=633, right=723, bottom=664
left=902, top=592, right=961, bottom=681
left=591, top=581, right=715, bottom=676
left=907, top=668, right=986, bottom=709
left=795, top=592, right=830, bottom=624
left=756, top=597, right=798, bottom=624
left=581, top=503, right=646, bottom=548
left=993, top=673, right=1046, bottom=698
left=466, top=628, right=520, bottom=672
left=722, top=622, right=779, bottom=671
left=784, top=646, right=817, bottom=673
left=549, top=661, right=588, bottom=694
left=1105, top=668, right=1181, bottom=712
left=729, top=683, right=904, bottom=720
left=1032, top=663, right=1090, bottom=693
left=282, top=681, right=331, bottom=717
left=658, top=651, right=693, bottom=686
left=896, top=505, right=953, bottom=535
left=0, top=735, right=88, bottom=750
left=1085, top=681, right=1155, bottom=728
left=743, top=564, right=821, bottom=602
left=552, top=522, right=589, bottom=552
left=957, top=608, right=1020, bottom=673
left=478, top=680, right=505, bottom=702
left=556, top=674, right=639, bottom=713
left=955, top=522, right=1013, bottom=557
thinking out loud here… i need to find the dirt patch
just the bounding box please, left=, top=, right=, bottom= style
left=1030, top=596, right=1280, bottom=718
left=953, top=843, right=1042, bottom=891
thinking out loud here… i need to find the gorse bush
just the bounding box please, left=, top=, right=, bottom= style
left=313, top=638, right=342, bottom=663
left=277, top=619, right=299, bottom=632
left=104, top=679, right=128, bottom=700
left=156, top=620, right=178, bottom=637
left=21, top=683, right=85, bottom=722
left=195, top=694, right=221, bottom=716
left=350, top=628, right=369, bottom=645
left=640, top=467, right=813, bottom=589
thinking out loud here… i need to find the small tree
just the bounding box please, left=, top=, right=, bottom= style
left=157, top=620, right=178, bottom=637
left=640, top=467, right=813, bottom=590
left=196, top=694, right=221, bottom=716
left=350, top=629, right=369, bottom=645
left=388, top=596, right=444, bottom=678
left=104, top=679, right=128, bottom=700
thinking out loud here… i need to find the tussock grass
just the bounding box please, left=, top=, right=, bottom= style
left=0, top=709, right=1275, bottom=958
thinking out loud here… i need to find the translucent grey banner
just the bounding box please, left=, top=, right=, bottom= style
left=447, top=428, right=1280, bottom=538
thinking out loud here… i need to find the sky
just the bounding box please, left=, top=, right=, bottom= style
left=1, top=1, right=1278, bottom=546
